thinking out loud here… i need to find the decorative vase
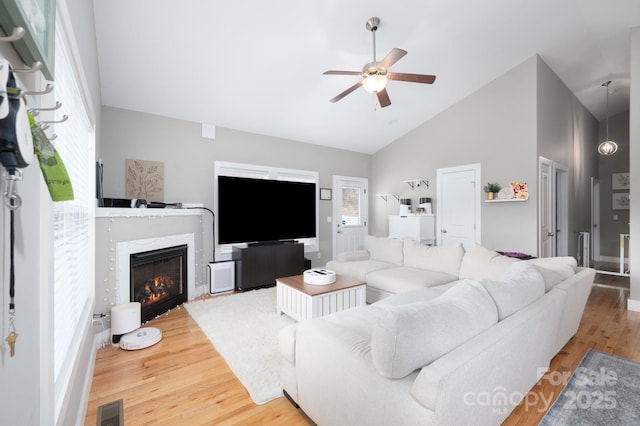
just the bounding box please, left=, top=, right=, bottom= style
left=487, top=192, right=494, bottom=200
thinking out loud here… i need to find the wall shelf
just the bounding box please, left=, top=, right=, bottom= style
left=404, top=179, right=430, bottom=189
left=378, top=194, right=400, bottom=203
left=485, top=198, right=527, bottom=203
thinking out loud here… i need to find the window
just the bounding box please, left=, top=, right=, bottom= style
left=341, top=186, right=361, bottom=226
left=52, top=10, right=95, bottom=420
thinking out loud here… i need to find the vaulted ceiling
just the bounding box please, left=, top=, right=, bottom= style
left=93, top=0, right=640, bottom=154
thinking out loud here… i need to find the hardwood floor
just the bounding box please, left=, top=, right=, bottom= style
left=85, top=280, right=640, bottom=426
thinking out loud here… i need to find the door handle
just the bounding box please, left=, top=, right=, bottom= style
left=547, top=231, right=555, bottom=237
left=441, top=229, right=447, bottom=233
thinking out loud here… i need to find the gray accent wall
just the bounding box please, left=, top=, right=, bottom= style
left=597, top=111, right=630, bottom=258
left=536, top=58, right=599, bottom=259
left=99, top=106, right=371, bottom=268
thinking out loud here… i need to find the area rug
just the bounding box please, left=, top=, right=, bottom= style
left=184, top=287, right=295, bottom=405
left=539, top=349, right=640, bottom=425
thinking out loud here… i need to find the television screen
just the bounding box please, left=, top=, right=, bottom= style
left=217, top=176, right=317, bottom=245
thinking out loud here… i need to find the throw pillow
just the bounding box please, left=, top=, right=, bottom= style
left=365, top=235, right=404, bottom=265
left=403, top=241, right=465, bottom=276
left=458, top=244, right=517, bottom=280
left=480, top=261, right=545, bottom=320
left=371, top=280, right=498, bottom=379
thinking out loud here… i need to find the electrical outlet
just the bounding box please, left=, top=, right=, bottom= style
left=613, top=215, right=618, bottom=221
left=317, top=252, right=322, bottom=259
left=327, top=216, right=332, bottom=223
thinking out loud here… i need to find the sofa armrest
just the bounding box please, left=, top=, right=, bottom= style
left=551, top=267, right=595, bottom=352
left=335, top=249, right=370, bottom=262
left=411, top=289, right=565, bottom=425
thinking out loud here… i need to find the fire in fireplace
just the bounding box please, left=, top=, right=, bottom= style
left=130, top=244, right=188, bottom=323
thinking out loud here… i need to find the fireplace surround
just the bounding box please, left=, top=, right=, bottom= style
left=116, top=233, right=196, bottom=320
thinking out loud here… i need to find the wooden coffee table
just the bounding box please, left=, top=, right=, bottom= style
left=276, top=274, right=366, bottom=321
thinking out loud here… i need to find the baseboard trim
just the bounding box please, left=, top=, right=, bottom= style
left=628, top=298, right=640, bottom=313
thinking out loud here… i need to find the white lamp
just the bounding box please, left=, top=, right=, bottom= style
left=111, top=302, right=141, bottom=336
left=598, top=81, right=618, bottom=156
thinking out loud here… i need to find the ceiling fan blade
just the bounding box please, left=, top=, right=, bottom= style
left=379, top=48, right=408, bottom=69
left=376, top=88, right=391, bottom=108
left=388, top=72, right=436, bottom=84
left=323, top=70, right=363, bottom=76
left=329, top=81, right=363, bottom=103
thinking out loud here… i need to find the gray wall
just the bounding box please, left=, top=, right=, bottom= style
left=597, top=111, right=630, bottom=258
left=372, top=56, right=539, bottom=254
left=99, top=106, right=372, bottom=267
left=370, top=55, right=598, bottom=258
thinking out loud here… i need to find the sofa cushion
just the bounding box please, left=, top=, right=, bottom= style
left=403, top=241, right=465, bottom=276
left=278, top=323, right=298, bottom=364
left=335, top=249, right=370, bottom=262
left=458, top=244, right=517, bottom=280
left=366, top=267, right=459, bottom=294
left=373, top=287, right=445, bottom=308
left=480, top=261, right=545, bottom=320
left=526, top=257, right=578, bottom=291
left=365, top=235, right=404, bottom=265
left=371, top=280, right=498, bottom=379
left=325, top=259, right=393, bottom=282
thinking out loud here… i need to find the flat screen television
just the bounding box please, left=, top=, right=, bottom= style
left=217, top=175, right=317, bottom=245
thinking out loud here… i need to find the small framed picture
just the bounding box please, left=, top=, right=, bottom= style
left=320, top=188, right=332, bottom=200
left=612, top=192, right=630, bottom=210
left=612, top=172, right=630, bottom=190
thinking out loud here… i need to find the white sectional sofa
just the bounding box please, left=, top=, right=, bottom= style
left=279, top=238, right=595, bottom=425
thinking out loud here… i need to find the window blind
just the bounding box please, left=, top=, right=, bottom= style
left=52, top=14, right=95, bottom=415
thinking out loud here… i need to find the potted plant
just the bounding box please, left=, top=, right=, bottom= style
left=483, top=182, right=501, bottom=200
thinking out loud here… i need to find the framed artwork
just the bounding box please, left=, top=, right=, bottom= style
left=320, top=188, right=332, bottom=200
left=126, top=159, right=165, bottom=202
left=612, top=192, right=630, bottom=210
left=0, top=0, right=56, bottom=80
left=612, top=172, right=630, bottom=190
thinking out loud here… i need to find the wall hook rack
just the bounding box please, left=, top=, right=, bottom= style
left=12, top=61, right=42, bottom=73
left=0, top=27, right=25, bottom=43
left=47, top=133, right=57, bottom=141
left=39, top=114, right=68, bottom=125
left=10, top=83, right=54, bottom=99
left=29, top=101, right=63, bottom=116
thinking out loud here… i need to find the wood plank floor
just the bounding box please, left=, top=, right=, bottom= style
left=85, top=275, right=639, bottom=425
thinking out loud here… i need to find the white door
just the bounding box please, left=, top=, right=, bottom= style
left=332, top=176, right=368, bottom=259
left=591, top=177, right=600, bottom=265
left=538, top=157, right=555, bottom=257
left=436, top=164, right=481, bottom=248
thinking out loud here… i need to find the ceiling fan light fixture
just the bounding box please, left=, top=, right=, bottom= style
left=362, top=73, right=388, bottom=93
left=598, top=81, right=617, bottom=156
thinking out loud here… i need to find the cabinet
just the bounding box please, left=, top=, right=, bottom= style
left=232, top=242, right=305, bottom=291
left=388, top=215, right=435, bottom=245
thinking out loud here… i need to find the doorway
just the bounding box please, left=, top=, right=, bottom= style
left=538, top=157, right=569, bottom=257
left=332, top=176, right=368, bottom=259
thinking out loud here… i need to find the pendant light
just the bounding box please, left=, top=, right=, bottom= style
left=598, top=81, right=618, bottom=156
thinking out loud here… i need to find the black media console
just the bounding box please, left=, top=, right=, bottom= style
left=232, top=242, right=305, bottom=291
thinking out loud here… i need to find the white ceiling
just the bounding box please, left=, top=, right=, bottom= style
left=93, top=0, right=640, bottom=154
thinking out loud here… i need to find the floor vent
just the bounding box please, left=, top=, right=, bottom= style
left=96, top=399, right=124, bottom=426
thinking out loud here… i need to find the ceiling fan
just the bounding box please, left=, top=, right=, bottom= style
left=324, top=17, right=436, bottom=108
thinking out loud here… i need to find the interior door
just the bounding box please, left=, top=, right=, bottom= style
left=538, top=157, right=555, bottom=257
left=436, top=164, right=481, bottom=248
left=332, top=176, right=368, bottom=259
